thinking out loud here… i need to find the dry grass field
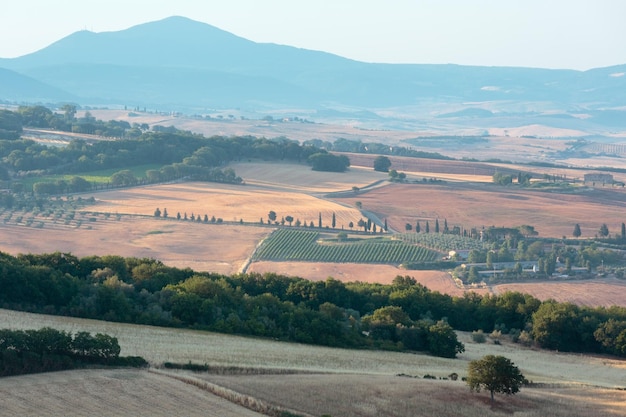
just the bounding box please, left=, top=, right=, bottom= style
left=200, top=373, right=626, bottom=417
left=0, top=369, right=265, bottom=417
left=79, top=180, right=366, bottom=231
left=230, top=161, right=387, bottom=192
left=0, top=216, right=270, bottom=274
left=1, top=308, right=625, bottom=416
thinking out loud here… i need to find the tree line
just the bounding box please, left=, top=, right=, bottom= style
left=0, top=327, right=146, bottom=377
left=0, top=108, right=355, bottom=196
left=2, top=252, right=626, bottom=358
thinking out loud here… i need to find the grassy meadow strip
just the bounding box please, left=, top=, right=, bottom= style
left=19, top=164, right=162, bottom=189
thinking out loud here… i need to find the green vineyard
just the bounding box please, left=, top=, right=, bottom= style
left=252, top=229, right=441, bottom=264
left=394, top=232, right=487, bottom=252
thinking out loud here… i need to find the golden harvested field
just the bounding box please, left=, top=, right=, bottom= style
left=79, top=181, right=365, bottom=231
left=338, top=182, right=626, bottom=238
left=1, top=308, right=626, bottom=417
left=0, top=217, right=270, bottom=274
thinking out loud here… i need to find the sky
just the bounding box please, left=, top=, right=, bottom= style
left=1, top=0, right=625, bottom=70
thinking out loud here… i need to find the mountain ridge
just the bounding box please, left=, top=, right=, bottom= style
left=0, top=16, right=624, bottom=130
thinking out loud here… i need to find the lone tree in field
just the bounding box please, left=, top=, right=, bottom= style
left=373, top=155, right=392, bottom=172
left=573, top=223, right=581, bottom=238
left=467, top=355, right=526, bottom=405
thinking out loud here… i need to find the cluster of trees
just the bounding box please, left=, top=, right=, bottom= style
left=304, top=137, right=452, bottom=161
left=9, top=105, right=146, bottom=138
left=2, top=252, right=626, bottom=358
left=492, top=171, right=532, bottom=185
left=0, top=107, right=355, bottom=195
left=32, top=176, right=91, bottom=195
left=0, top=327, right=146, bottom=377
left=373, top=156, right=392, bottom=172
left=0, top=110, right=22, bottom=140
left=308, top=152, right=350, bottom=172
left=459, top=238, right=623, bottom=284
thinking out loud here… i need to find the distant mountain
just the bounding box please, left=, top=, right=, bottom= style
left=1, top=16, right=625, bottom=126
left=0, top=67, right=76, bottom=103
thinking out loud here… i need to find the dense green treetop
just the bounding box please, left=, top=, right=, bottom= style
left=1, top=251, right=626, bottom=357
left=467, top=355, right=526, bottom=404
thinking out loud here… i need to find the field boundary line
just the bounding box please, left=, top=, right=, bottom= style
left=149, top=368, right=315, bottom=417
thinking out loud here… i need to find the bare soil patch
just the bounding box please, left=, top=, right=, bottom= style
left=339, top=182, right=626, bottom=238
left=493, top=278, right=626, bottom=308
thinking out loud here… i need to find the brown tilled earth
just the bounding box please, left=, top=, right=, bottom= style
left=336, top=181, right=626, bottom=238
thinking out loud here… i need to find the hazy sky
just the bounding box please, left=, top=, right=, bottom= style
left=2, top=0, right=625, bottom=70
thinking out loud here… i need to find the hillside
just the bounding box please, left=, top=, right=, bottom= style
left=1, top=309, right=625, bottom=417
left=0, top=67, right=75, bottom=103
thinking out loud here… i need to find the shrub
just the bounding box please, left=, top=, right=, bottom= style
left=471, top=330, right=486, bottom=343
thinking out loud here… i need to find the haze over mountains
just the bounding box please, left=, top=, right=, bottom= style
left=1, top=16, right=625, bottom=133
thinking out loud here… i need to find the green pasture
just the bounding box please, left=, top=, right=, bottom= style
left=19, top=164, right=162, bottom=189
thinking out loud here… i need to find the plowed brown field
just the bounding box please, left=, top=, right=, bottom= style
left=336, top=182, right=626, bottom=238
